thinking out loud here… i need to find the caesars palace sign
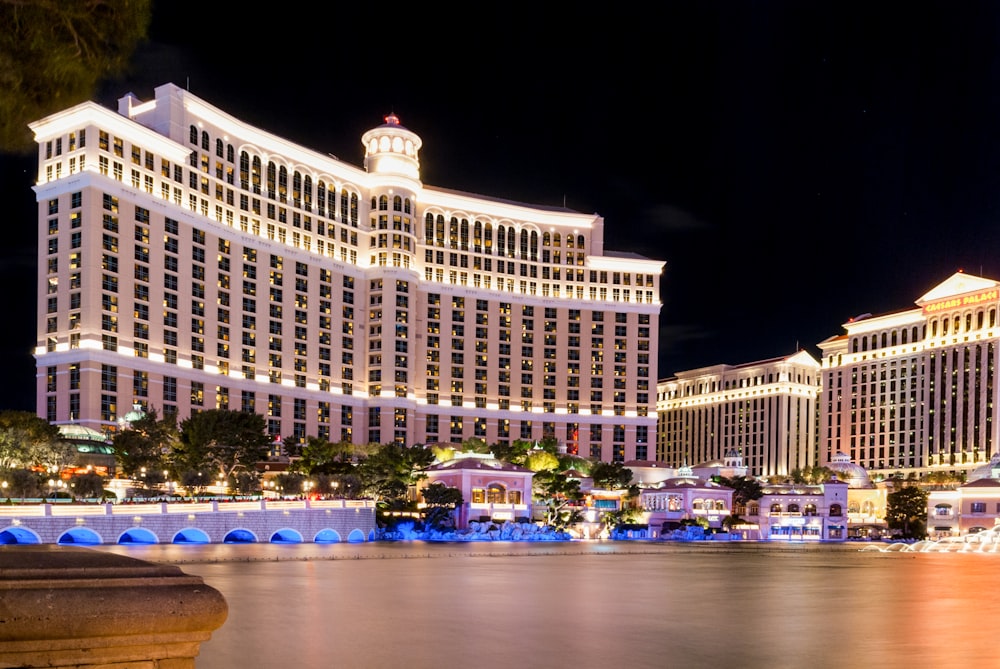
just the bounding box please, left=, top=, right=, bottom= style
left=923, top=288, right=1000, bottom=315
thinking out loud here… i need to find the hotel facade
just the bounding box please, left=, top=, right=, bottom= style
left=30, top=83, right=664, bottom=461
left=818, top=271, right=1000, bottom=481
left=655, top=350, right=821, bottom=478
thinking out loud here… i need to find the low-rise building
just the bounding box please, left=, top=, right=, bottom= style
left=746, top=479, right=849, bottom=542
left=419, top=452, right=533, bottom=529
left=638, top=464, right=734, bottom=537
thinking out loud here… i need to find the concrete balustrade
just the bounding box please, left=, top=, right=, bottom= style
left=0, top=500, right=377, bottom=545
left=0, top=544, right=227, bottom=668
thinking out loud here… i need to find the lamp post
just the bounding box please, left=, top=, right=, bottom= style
left=331, top=480, right=339, bottom=498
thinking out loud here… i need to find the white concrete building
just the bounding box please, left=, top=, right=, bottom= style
left=30, top=83, right=664, bottom=461
left=817, top=271, right=1000, bottom=480
left=655, top=350, right=821, bottom=478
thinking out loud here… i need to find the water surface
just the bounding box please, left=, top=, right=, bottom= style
left=94, top=542, right=995, bottom=669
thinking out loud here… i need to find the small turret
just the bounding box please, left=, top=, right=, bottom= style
left=361, top=113, right=422, bottom=181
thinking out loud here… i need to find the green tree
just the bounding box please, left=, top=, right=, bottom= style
left=111, top=407, right=177, bottom=479
left=4, top=468, right=42, bottom=500
left=0, top=411, right=72, bottom=471
left=591, top=461, right=634, bottom=490
left=421, top=482, right=463, bottom=529
left=355, top=443, right=434, bottom=503
left=885, top=485, right=929, bottom=539
left=68, top=472, right=105, bottom=499
left=717, top=475, right=764, bottom=509
left=0, top=0, right=153, bottom=153
left=175, top=409, right=271, bottom=480
left=292, top=437, right=354, bottom=476
left=490, top=439, right=535, bottom=466
left=532, top=470, right=585, bottom=530
left=525, top=449, right=560, bottom=472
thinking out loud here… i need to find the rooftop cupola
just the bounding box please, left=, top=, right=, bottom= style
left=362, top=113, right=422, bottom=181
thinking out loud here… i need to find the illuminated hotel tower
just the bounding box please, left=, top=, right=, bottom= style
left=655, top=351, right=821, bottom=478
left=30, top=83, right=664, bottom=461
left=817, top=271, right=1000, bottom=480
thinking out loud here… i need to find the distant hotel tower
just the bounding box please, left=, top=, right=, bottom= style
left=656, top=351, right=821, bottom=478
left=818, top=271, right=1000, bottom=481
left=30, top=83, right=664, bottom=461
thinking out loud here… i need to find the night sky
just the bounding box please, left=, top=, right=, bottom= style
left=4, top=2, right=1000, bottom=412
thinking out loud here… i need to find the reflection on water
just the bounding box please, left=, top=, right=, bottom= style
left=92, top=542, right=1000, bottom=669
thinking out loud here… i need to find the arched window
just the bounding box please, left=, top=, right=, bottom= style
left=435, top=215, right=445, bottom=246
left=317, top=181, right=327, bottom=216
left=449, top=217, right=459, bottom=249
left=292, top=171, right=302, bottom=207
left=216, top=138, right=224, bottom=157
left=497, top=225, right=506, bottom=255
left=266, top=162, right=276, bottom=199
left=543, top=232, right=551, bottom=246
left=788, top=503, right=800, bottom=513
left=393, top=195, right=402, bottom=211
left=530, top=230, right=538, bottom=260
left=519, top=230, right=529, bottom=258
left=379, top=195, right=389, bottom=211
left=201, top=131, right=209, bottom=151
left=506, top=227, right=516, bottom=257
left=240, top=151, right=250, bottom=190
left=252, top=156, right=261, bottom=194
left=303, top=175, right=312, bottom=211
left=460, top=219, right=469, bottom=250
left=803, top=503, right=816, bottom=516
left=770, top=503, right=782, bottom=513
left=715, top=500, right=725, bottom=511
left=577, top=234, right=585, bottom=249
left=474, top=221, right=483, bottom=251
left=486, top=484, right=506, bottom=504
left=227, top=144, right=234, bottom=163
left=189, top=125, right=198, bottom=144
left=829, top=504, right=843, bottom=517
left=424, top=213, right=434, bottom=243
left=404, top=198, right=411, bottom=214
left=278, top=166, right=288, bottom=201
left=553, top=232, right=561, bottom=247
left=566, top=235, right=575, bottom=248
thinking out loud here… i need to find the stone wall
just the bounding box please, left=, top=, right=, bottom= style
left=0, top=500, right=377, bottom=545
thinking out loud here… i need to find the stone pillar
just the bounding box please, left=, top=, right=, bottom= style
left=0, top=545, right=228, bottom=668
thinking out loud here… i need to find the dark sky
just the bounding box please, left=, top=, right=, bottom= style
left=4, top=2, right=1000, bottom=412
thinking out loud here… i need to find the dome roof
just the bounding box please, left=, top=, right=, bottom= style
left=58, top=424, right=110, bottom=442
left=969, top=451, right=1000, bottom=481
left=828, top=451, right=872, bottom=488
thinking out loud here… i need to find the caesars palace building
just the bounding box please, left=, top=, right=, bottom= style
left=29, top=83, right=664, bottom=462
left=656, top=272, right=1000, bottom=482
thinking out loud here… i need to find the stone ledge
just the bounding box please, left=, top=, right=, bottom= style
left=0, top=545, right=227, bottom=668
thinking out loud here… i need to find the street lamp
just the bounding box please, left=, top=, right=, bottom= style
left=331, top=480, right=339, bottom=498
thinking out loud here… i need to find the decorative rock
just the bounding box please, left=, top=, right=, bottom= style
left=0, top=544, right=228, bottom=668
